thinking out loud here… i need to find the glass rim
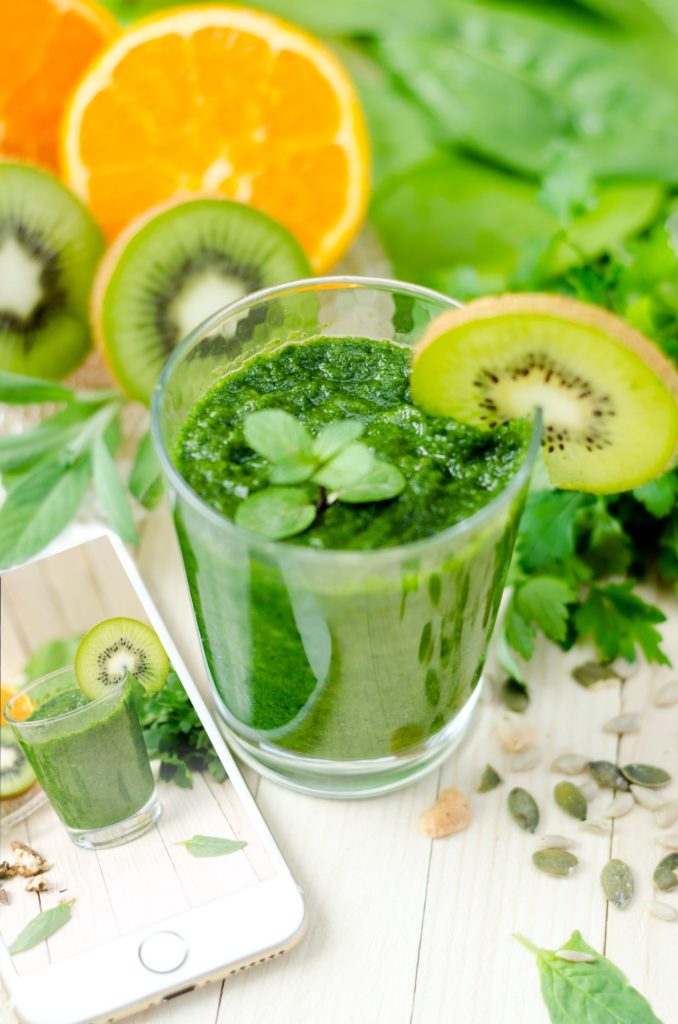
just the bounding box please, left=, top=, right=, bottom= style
left=4, top=667, right=126, bottom=728
left=151, top=275, right=543, bottom=565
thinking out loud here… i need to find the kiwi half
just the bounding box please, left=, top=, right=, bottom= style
left=92, top=198, right=312, bottom=404
left=75, top=617, right=170, bottom=699
left=0, top=725, right=36, bottom=799
left=0, top=162, right=104, bottom=379
left=411, top=294, right=678, bottom=494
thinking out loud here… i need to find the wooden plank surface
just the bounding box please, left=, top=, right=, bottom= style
left=2, top=513, right=677, bottom=1024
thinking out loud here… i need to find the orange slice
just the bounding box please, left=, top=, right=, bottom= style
left=0, top=0, right=119, bottom=173
left=61, top=5, right=370, bottom=271
left=0, top=684, right=33, bottom=724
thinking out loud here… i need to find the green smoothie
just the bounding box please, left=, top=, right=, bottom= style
left=173, top=337, right=531, bottom=766
left=17, top=680, right=154, bottom=830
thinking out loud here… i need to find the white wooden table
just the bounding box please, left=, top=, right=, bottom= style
left=2, top=508, right=677, bottom=1024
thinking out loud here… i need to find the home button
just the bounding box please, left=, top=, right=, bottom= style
left=139, top=931, right=188, bottom=973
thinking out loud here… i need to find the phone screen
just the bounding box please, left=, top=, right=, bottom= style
left=0, top=536, right=276, bottom=978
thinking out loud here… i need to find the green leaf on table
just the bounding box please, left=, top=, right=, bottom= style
left=243, top=410, right=313, bottom=464
left=0, top=457, right=91, bottom=570
left=128, top=430, right=164, bottom=509
left=515, top=929, right=663, bottom=1024
left=0, top=371, right=75, bottom=405
left=312, top=442, right=374, bottom=490
left=24, top=636, right=83, bottom=682
left=514, top=577, right=576, bottom=645
left=92, top=433, right=139, bottom=545
left=313, top=419, right=365, bottom=464
left=336, top=460, right=406, bottom=503
left=176, top=835, right=247, bottom=858
left=235, top=487, right=316, bottom=540
left=9, top=900, right=76, bottom=955
left=573, top=582, right=669, bottom=665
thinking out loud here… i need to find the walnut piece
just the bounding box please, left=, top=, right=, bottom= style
left=0, top=887, right=9, bottom=905
left=10, top=841, right=50, bottom=877
left=25, top=877, right=49, bottom=893
left=0, top=860, right=18, bottom=880
left=419, top=786, right=472, bottom=839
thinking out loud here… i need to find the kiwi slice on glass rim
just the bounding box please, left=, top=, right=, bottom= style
left=0, top=161, right=104, bottom=379
left=92, top=197, right=312, bottom=405
left=0, top=725, right=36, bottom=800
left=411, top=293, right=678, bottom=493
left=74, top=617, right=170, bottom=700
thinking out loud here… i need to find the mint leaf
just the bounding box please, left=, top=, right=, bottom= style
left=336, top=461, right=406, bottom=503
left=92, top=433, right=139, bottom=545
left=176, top=835, right=247, bottom=858
left=0, top=404, right=98, bottom=473
left=313, top=419, right=364, bottom=463
left=574, top=583, right=669, bottom=664
left=312, top=442, right=373, bottom=489
left=0, top=372, right=76, bottom=405
left=128, top=430, right=163, bottom=509
left=515, top=577, right=576, bottom=644
left=515, top=929, right=663, bottom=1024
left=243, top=410, right=313, bottom=463
left=269, top=454, right=317, bottom=485
left=235, top=487, right=316, bottom=540
left=9, top=901, right=76, bottom=955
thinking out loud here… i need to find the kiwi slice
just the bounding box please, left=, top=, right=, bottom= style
left=411, top=294, right=678, bottom=493
left=0, top=725, right=36, bottom=800
left=0, top=162, right=104, bottom=379
left=74, top=617, right=170, bottom=699
left=92, top=198, right=312, bottom=404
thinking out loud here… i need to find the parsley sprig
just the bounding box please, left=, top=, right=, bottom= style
left=234, top=409, right=405, bottom=540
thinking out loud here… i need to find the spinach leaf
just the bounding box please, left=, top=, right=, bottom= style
left=9, top=901, right=76, bottom=955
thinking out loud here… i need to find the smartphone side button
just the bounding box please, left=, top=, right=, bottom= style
left=138, top=931, right=188, bottom=973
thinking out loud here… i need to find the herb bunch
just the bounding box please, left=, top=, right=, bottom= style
left=234, top=409, right=405, bottom=540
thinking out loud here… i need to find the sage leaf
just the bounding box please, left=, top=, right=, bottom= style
left=312, top=442, right=374, bottom=490
left=235, top=487, right=316, bottom=540
left=313, top=419, right=364, bottom=463
left=0, top=456, right=90, bottom=570
left=336, top=461, right=405, bottom=503
left=243, top=410, right=313, bottom=463
left=269, top=454, right=317, bottom=485
left=0, top=371, right=75, bottom=405
left=176, top=835, right=248, bottom=858
left=515, top=930, right=662, bottom=1024
left=92, top=433, right=139, bottom=545
left=128, top=430, right=163, bottom=509
left=9, top=900, right=76, bottom=954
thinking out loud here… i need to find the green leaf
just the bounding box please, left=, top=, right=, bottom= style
left=515, top=577, right=576, bottom=644
left=503, top=598, right=537, bottom=662
left=633, top=472, right=678, bottom=518
left=0, top=404, right=97, bottom=473
left=92, top=433, right=139, bottom=545
left=517, top=492, right=587, bottom=573
left=176, top=835, right=247, bottom=858
left=313, top=419, right=365, bottom=464
left=9, top=900, right=76, bottom=955
left=336, top=461, right=406, bottom=503
left=269, top=454, right=318, bottom=485
left=243, top=410, right=313, bottom=464
left=24, top=636, right=82, bottom=682
left=515, top=929, right=663, bottom=1024
left=573, top=583, right=669, bottom=664
left=0, top=372, right=75, bottom=405
left=128, top=430, right=164, bottom=509
left=312, top=442, right=374, bottom=490
left=0, top=457, right=91, bottom=570
left=234, top=487, right=316, bottom=540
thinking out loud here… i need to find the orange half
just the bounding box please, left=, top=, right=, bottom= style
left=0, top=684, right=33, bottom=723
left=0, top=0, right=119, bottom=172
left=61, top=4, right=370, bottom=271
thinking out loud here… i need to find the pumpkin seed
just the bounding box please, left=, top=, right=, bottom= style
left=648, top=899, right=677, bottom=922
left=509, top=747, right=542, bottom=772
left=571, top=662, right=619, bottom=689
left=554, top=949, right=596, bottom=962
left=630, top=785, right=667, bottom=811
left=653, top=853, right=678, bottom=892
left=550, top=753, right=587, bottom=776
left=655, top=800, right=678, bottom=830
left=501, top=678, right=529, bottom=713
left=538, top=835, right=575, bottom=850
left=610, top=657, right=639, bottom=679
left=580, top=818, right=612, bottom=836
left=579, top=779, right=598, bottom=802
left=496, top=712, right=536, bottom=753
left=621, top=764, right=671, bottom=788
left=656, top=834, right=678, bottom=850
left=508, top=787, right=540, bottom=833
left=477, top=764, right=502, bottom=793
left=532, top=849, right=578, bottom=878
left=601, top=859, right=634, bottom=909
left=602, top=792, right=635, bottom=819
left=654, top=680, right=678, bottom=707
left=602, top=712, right=641, bottom=735
left=554, top=781, right=587, bottom=821
left=587, top=761, right=630, bottom=791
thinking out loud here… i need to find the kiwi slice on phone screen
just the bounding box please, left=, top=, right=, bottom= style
left=0, top=726, right=36, bottom=799
left=92, top=197, right=312, bottom=405
left=0, top=162, right=104, bottom=379
left=74, top=618, right=170, bottom=700
left=411, top=293, right=678, bottom=494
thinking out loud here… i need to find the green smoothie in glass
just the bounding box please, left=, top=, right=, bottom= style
left=153, top=278, right=540, bottom=796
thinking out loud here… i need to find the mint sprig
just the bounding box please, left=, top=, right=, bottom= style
left=235, top=409, right=405, bottom=540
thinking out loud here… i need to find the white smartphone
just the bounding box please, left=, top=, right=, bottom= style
left=0, top=531, right=306, bottom=1024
